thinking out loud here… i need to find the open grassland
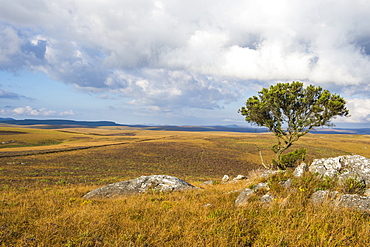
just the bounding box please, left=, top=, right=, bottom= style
left=0, top=126, right=370, bottom=246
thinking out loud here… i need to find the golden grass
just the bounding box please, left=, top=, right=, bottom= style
left=0, top=126, right=370, bottom=246
left=1, top=176, right=370, bottom=246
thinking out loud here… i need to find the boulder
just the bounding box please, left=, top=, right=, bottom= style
left=233, top=175, right=247, bottom=181
left=336, top=194, right=370, bottom=211
left=260, top=194, right=274, bottom=203
left=221, top=175, right=230, bottom=183
left=235, top=182, right=271, bottom=206
left=234, top=188, right=255, bottom=206
left=201, top=180, right=216, bottom=186
left=309, top=155, right=370, bottom=187
left=83, top=175, right=196, bottom=199
left=280, top=178, right=292, bottom=188
left=310, top=190, right=340, bottom=205
left=293, top=163, right=308, bottom=177
left=311, top=190, right=370, bottom=211
left=254, top=182, right=269, bottom=190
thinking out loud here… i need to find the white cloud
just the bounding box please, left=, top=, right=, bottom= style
left=338, top=99, right=370, bottom=123
left=13, top=106, right=55, bottom=116
left=1, top=0, right=370, bottom=123
left=0, top=106, right=75, bottom=117
left=59, top=110, right=76, bottom=116
left=110, top=69, right=239, bottom=109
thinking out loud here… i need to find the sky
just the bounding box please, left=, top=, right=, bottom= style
left=1, top=0, right=370, bottom=127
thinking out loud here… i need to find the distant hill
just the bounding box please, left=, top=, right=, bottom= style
left=0, top=117, right=15, bottom=121
left=0, top=118, right=121, bottom=127
left=0, top=118, right=369, bottom=134
left=145, top=125, right=268, bottom=133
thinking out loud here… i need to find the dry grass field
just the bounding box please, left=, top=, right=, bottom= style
left=0, top=125, right=370, bottom=246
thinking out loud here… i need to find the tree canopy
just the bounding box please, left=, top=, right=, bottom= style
left=239, top=81, right=349, bottom=169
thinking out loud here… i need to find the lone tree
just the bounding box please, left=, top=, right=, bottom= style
left=239, top=81, right=349, bottom=170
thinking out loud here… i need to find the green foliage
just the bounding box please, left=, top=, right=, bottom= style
left=315, top=176, right=336, bottom=191
left=266, top=171, right=292, bottom=194
left=339, top=177, right=366, bottom=194
left=278, top=148, right=306, bottom=168
left=239, top=81, right=349, bottom=169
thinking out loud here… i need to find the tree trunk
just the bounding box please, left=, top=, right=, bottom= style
left=274, top=142, right=292, bottom=170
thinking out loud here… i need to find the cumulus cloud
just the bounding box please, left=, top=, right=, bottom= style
left=339, top=99, right=370, bottom=123
left=0, top=106, right=75, bottom=117
left=1, top=0, right=370, bottom=120
left=107, top=69, right=239, bottom=109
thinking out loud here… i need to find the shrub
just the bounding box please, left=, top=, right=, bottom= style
left=279, top=148, right=307, bottom=167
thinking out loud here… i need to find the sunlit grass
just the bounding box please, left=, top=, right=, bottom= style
left=0, top=126, right=369, bottom=245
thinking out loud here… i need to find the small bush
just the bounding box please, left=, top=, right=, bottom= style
left=339, top=176, right=366, bottom=194
left=280, top=148, right=306, bottom=168
left=315, top=176, right=336, bottom=191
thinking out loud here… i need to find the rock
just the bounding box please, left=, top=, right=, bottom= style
left=311, top=190, right=370, bottom=211
left=235, top=188, right=255, bottom=206
left=336, top=194, right=370, bottom=211
left=221, top=175, right=230, bottom=183
left=260, top=194, right=274, bottom=203
left=83, top=175, right=196, bottom=199
left=281, top=178, right=292, bottom=188
left=293, top=163, right=308, bottom=177
left=233, top=175, right=247, bottom=181
left=235, top=182, right=271, bottom=206
left=309, top=155, right=370, bottom=187
left=201, top=180, right=216, bottom=186
left=310, top=190, right=340, bottom=205
left=254, top=182, right=269, bottom=190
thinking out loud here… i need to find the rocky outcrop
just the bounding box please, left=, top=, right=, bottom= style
left=310, top=190, right=340, bottom=204
left=83, top=175, right=196, bottom=199
left=311, top=190, right=370, bottom=211
left=293, top=163, right=308, bottom=177
left=235, top=155, right=370, bottom=211
left=309, top=155, right=370, bottom=187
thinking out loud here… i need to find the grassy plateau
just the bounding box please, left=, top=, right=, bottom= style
left=0, top=124, right=370, bottom=246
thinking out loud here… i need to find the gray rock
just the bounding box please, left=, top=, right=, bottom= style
left=311, top=190, right=340, bottom=205
left=201, top=180, right=216, bottom=186
left=222, top=175, right=230, bottom=183
left=83, top=175, right=196, bottom=199
left=336, top=194, right=370, bottom=211
left=281, top=178, right=292, bottom=188
left=235, top=182, right=271, bottom=206
left=311, top=190, right=370, bottom=211
left=254, top=182, right=270, bottom=190
left=235, top=188, right=255, bottom=206
left=260, top=194, right=274, bottom=203
left=233, top=175, right=247, bottom=181
left=309, top=155, right=370, bottom=187
left=293, top=163, right=308, bottom=177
